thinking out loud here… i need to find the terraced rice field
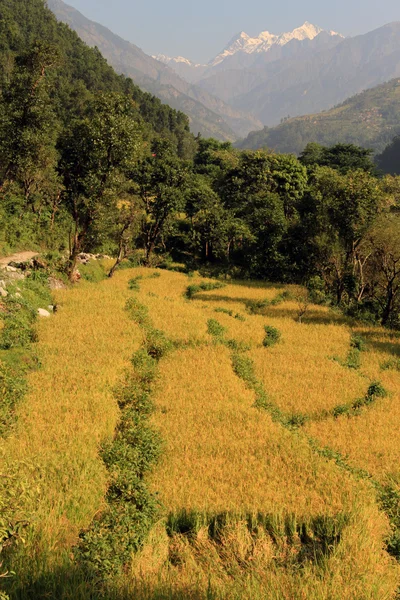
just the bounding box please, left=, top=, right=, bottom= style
left=2, top=268, right=400, bottom=599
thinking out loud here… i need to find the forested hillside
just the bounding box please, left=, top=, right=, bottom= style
left=239, top=78, right=400, bottom=154
left=0, top=0, right=195, bottom=148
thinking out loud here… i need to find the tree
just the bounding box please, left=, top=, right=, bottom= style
left=300, top=143, right=376, bottom=174
left=132, top=140, right=188, bottom=264
left=376, top=136, right=400, bottom=176
left=59, top=93, right=142, bottom=279
left=364, top=214, right=400, bottom=326
left=0, top=41, right=61, bottom=211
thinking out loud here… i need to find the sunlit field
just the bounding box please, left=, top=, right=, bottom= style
left=2, top=268, right=400, bottom=599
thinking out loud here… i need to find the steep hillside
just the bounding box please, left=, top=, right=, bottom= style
left=47, top=0, right=262, bottom=139
left=238, top=78, right=400, bottom=154
left=0, top=0, right=196, bottom=153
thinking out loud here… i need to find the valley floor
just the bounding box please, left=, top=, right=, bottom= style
left=2, top=268, right=400, bottom=599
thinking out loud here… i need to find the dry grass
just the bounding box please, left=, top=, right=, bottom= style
left=2, top=268, right=400, bottom=598
left=0, top=272, right=141, bottom=575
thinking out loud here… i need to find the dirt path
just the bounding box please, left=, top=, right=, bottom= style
left=0, top=251, right=39, bottom=267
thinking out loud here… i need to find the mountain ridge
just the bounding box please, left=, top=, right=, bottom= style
left=237, top=77, right=400, bottom=155
left=47, top=0, right=262, bottom=139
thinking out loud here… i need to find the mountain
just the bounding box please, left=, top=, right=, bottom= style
left=237, top=78, right=400, bottom=155
left=207, top=22, right=343, bottom=68
left=227, top=22, right=400, bottom=126
left=158, top=22, right=343, bottom=76
left=161, top=21, right=400, bottom=132
left=47, top=0, right=262, bottom=139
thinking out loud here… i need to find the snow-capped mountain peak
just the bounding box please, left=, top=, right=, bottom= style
left=153, top=54, right=201, bottom=68
left=209, top=22, right=343, bottom=66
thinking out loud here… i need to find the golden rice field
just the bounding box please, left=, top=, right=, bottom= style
left=2, top=267, right=400, bottom=599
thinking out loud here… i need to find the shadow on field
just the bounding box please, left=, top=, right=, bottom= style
left=264, top=307, right=351, bottom=326
left=361, top=329, right=400, bottom=357
left=193, top=293, right=253, bottom=305
left=8, top=564, right=205, bottom=600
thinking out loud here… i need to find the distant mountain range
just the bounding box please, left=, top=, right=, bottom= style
left=47, top=2, right=400, bottom=151
left=238, top=78, right=400, bottom=154
left=47, top=0, right=262, bottom=140
left=159, top=22, right=400, bottom=130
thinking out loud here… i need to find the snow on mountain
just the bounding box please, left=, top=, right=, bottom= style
left=153, top=54, right=201, bottom=68
left=153, top=23, right=344, bottom=71
left=209, top=22, right=344, bottom=66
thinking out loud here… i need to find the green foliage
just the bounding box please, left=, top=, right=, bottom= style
left=128, top=276, right=143, bottom=291
left=300, top=143, right=376, bottom=174
left=145, top=328, right=173, bottom=360
left=0, top=361, right=26, bottom=435
left=79, top=260, right=107, bottom=283
left=125, top=298, right=150, bottom=327
left=185, top=281, right=226, bottom=299
left=350, top=334, right=366, bottom=352
left=263, top=326, right=281, bottom=348
left=76, top=297, right=173, bottom=575
left=381, top=358, right=400, bottom=371
left=378, top=478, right=400, bottom=560
left=367, top=381, right=387, bottom=400
left=207, top=319, right=227, bottom=339
left=231, top=354, right=258, bottom=387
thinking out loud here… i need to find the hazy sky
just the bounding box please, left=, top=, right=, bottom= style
left=63, top=0, right=400, bottom=63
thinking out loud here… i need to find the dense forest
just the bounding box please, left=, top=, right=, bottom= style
left=1, top=0, right=400, bottom=329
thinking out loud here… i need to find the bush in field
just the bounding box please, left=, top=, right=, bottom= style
left=145, top=328, right=173, bottom=360
left=207, top=319, right=227, bottom=339
left=185, top=281, right=225, bottom=299
left=128, top=275, right=143, bottom=290
left=263, top=326, right=281, bottom=348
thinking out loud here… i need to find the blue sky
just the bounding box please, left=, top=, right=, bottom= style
left=63, top=0, right=400, bottom=63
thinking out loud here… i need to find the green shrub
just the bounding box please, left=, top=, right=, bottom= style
left=79, top=260, right=106, bottom=283
left=367, top=381, right=387, bottom=400
left=126, top=298, right=150, bottom=326
left=128, top=276, right=143, bottom=290
left=350, top=334, right=366, bottom=352
left=207, top=319, right=227, bottom=339
left=346, top=348, right=361, bottom=370
left=131, top=349, right=158, bottom=384
left=0, top=361, right=26, bottom=435
left=263, top=326, right=281, bottom=348
left=232, top=354, right=257, bottom=387
left=234, top=313, right=246, bottom=322
left=381, top=358, right=400, bottom=371
left=214, top=307, right=233, bottom=317
left=246, top=298, right=270, bottom=314
left=185, top=281, right=225, bottom=299
left=145, top=328, right=173, bottom=360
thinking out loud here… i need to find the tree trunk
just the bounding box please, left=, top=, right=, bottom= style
left=108, top=243, right=127, bottom=278
left=381, top=283, right=394, bottom=326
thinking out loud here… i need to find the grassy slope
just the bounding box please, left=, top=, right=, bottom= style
left=2, top=269, right=400, bottom=598
left=238, top=78, right=400, bottom=155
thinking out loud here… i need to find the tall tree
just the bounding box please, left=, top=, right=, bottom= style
left=59, top=93, right=142, bottom=279
left=132, top=140, right=188, bottom=264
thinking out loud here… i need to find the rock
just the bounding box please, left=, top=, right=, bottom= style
left=0, top=280, right=6, bottom=288
left=38, top=308, right=51, bottom=318
left=15, top=292, right=22, bottom=299
left=5, top=265, right=17, bottom=272
left=0, top=287, right=8, bottom=298
left=48, top=305, right=55, bottom=312
left=48, top=277, right=67, bottom=290
left=6, top=272, right=25, bottom=281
